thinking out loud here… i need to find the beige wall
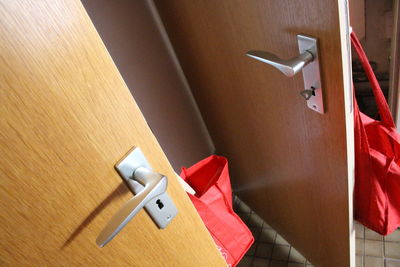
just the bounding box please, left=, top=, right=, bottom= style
left=82, top=0, right=214, bottom=171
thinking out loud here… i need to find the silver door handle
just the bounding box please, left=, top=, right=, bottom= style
left=246, top=49, right=314, bottom=77
left=245, top=35, right=325, bottom=114
left=96, top=167, right=167, bottom=247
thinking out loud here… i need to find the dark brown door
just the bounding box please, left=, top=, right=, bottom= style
left=155, top=1, right=354, bottom=266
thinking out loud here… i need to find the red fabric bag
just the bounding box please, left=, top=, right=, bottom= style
left=352, top=31, right=400, bottom=235
left=180, top=155, right=254, bottom=266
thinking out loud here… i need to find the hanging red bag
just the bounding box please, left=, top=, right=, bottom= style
left=180, top=155, right=254, bottom=266
left=352, top=31, right=400, bottom=235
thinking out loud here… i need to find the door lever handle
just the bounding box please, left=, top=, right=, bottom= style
left=246, top=49, right=314, bottom=77
left=245, top=35, right=324, bottom=114
left=96, top=167, right=167, bottom=247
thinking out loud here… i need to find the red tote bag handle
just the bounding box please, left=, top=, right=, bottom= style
left=350, top=31, right=395, bottom=128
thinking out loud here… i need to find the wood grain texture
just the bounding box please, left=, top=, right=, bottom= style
left=155, top=1, right=353, bottom=266
left=0, top=0, right=225, bottom=266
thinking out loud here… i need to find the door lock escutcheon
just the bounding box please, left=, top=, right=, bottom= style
left=246, top=35, right=324, bottom=114
left=96, top=147, right=178, bottom=247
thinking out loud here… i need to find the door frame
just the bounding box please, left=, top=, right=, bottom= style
left=389, top=0, right=400, bottom=130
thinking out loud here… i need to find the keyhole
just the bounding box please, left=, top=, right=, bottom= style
left=156, top=199, right=164, bottom=209
left=311, top=86, right=316, bottom=96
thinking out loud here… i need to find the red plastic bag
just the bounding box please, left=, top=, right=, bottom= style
left=352, top=31, right=400, bottom=235
left=180, top=155, right=254, bottom=266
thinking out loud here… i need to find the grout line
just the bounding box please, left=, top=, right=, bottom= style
left=244, top=211, right=252, bottom=225
left=383, top=238, right=386, bottom=259
left=249, top=212, right=262, bottom=266
left=286, top=246, right=292, bottom=266
left=268, top=224, right=276, bottom=267
left=362, top=226, right=365, bottom=267
left=384, top=257, right=400, bottom=262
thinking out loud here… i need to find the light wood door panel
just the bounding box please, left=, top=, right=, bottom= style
left=0, top=1, right=225, bottom=266
left=155, top=1, right=353, bottom=266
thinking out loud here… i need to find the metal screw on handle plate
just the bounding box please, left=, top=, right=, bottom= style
left=246, top=35, right=324, bottom=114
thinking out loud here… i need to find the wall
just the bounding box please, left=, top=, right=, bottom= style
left=81, top=0, right=214, bottom=171
left=364, top=0, right=393, bottom=73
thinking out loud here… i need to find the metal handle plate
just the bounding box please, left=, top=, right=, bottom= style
left=246, top=35, right=324, bottom=114
left=96, top=147, right=178, bottom=247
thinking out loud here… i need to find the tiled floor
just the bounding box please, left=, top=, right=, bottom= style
left=233, top=196, right=313, bottom=267
left=355, top=222, right=400, bottom=267
left=233, top=196, right=400, bottom=267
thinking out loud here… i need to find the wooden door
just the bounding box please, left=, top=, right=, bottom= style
left=155, top=1, right=354, bottom=266
left=0, top=1, right=226, bottom=266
